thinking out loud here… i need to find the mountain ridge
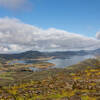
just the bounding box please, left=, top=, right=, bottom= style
left=0, top=48, right=100, bottom=60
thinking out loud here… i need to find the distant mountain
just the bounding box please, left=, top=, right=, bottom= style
left=91, top=48, right=100, bottom=55
left=45, top=50, right=89, bottom=59
left=0, top=51, right=46, bottom=60
left=0, top=48, right=100, bottom=60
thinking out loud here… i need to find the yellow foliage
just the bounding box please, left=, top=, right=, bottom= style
left=81, top=95, right=96, bottom=100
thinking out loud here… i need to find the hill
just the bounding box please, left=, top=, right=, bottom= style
left=0, top=58, right=100, bottom=99
left=0, top=51, right=46, bottom=60
left=0, top=48, right=100, bottom=60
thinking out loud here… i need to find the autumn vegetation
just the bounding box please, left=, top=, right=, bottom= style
left=0, top=58, right=100, bottom=100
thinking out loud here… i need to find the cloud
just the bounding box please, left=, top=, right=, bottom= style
left=96, top=32, right=100, bottom=39
left=0, top=17, right=100, bottom=53
left=0, top=0, right=31, bottom=10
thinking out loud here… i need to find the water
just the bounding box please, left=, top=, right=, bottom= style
left=28, top=67, right=40, bottom=71
left=9, top=55, right=94, bottom=70
left=9, top=60, right=26, bottom=65
left=47, top=55, right=94, bottom=68
left=9, top=60, right=40, bottom=65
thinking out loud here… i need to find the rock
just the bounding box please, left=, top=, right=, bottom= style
left=87, top=85, right=93, bottom=90
left=70, top=95, right=81, bottom=100
left=88, top=93, right=100, bottom=97
left=75, top=91, right=82, bottom=95
left=49, top=84, right=54, bottom=89
left=60, top=97, right=69, bottom=100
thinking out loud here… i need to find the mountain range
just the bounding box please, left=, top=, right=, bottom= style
left=0, top=48, right=100, bottom=60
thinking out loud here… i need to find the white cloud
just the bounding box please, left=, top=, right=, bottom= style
left=96, top=32, right=100, bottom=39
left=0, top=0, right=31, bottom=10
left=0, top=17, right=100, bottom=53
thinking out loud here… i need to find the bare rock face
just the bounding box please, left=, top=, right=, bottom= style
left=70, top=95, right=81, bottom=100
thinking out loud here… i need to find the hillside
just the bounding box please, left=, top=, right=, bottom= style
left=0, top=48, right=100, bottom=60
left=0, top=51, right=46, bottom=60
left=0, top=58, right=100, bottom=100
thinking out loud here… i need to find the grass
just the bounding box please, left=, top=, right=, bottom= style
left=0, top=72, right=14, bottom=80
left=0, top=58, right=100, bottom=99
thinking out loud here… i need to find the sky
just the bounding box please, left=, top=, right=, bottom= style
left=0, top=0, right=100, bottom=53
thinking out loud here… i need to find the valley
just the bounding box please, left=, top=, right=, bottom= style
left=0, top=53, right=99, bottom=99
left=0, top=50, right=100, bottom=100
left=0, top=1, right=100, bottom=99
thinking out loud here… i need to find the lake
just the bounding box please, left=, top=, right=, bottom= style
left=47, top=55, right=94, bottom=68
left=9, top=55, right=94, bottom=69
